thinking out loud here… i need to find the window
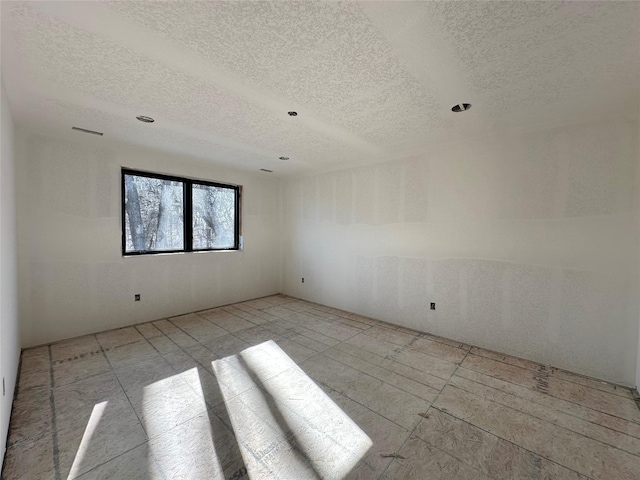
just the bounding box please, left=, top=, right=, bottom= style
left=122, top=169, right=240, bottom=255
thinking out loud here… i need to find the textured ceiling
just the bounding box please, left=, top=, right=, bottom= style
left=1, top=1, right=638, bottom=176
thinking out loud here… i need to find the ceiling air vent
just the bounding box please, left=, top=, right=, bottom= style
left=451, top=103, right=471, bottom=112
left=72, top=126, right=103, bottom=136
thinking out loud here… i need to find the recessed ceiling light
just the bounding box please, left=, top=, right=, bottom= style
left=72, top=126, right=103, bottom=136
left=279, top=156, right=289, bottom=161
left=136, top=115, right=155, bottom=123
left=287, top=111, right=297, bottom=116
left=451, top=103, right=471, bottom=112
left=260, top=168, right=273, bottom=173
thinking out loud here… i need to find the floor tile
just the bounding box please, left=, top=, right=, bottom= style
left=275, top=338, right=318, bottom=363
left=321, top=385, right=408, bottom=476
left=134, top=322, right=164, bottom=339
left=205, top=312, right=257, bottom=333
left=170, top=313, right=229, bottom=343
left=303, top=355, right=431, bottom=430
left=149, top=410, right=245, bottom=480
left=286, top=312, right=362, bottom=341
left=262, top=305, right=297, bottom=318
left=202, top=333, right=251, bottom=359
left=381, top=435, right=491, bottom=480
left=275, top=318, right=340, bottom=349
left=220, top=365, right=371, bottom=480
left=18, top=353, right=51, bottom=391
left=103, top=339, right=160, bottom=369
left=233, top=325, right=281, bottom=346
left=280, top=300, right=314, bottom=312
left=115, top=356, right=181, bottom=407
left=6, top=295, right=639, bottom=480
left=96, top=327, right=145, bottom=350
left=2, top=435, right=55, bottom=480
left=53, top=353, right=111, bottom=387
left=471, top=346, right=633, bottom=399
left=75, top=443, right=164, bottom=480
left=251, top=310, right=281, bottom=322
left=333, top=341, right=447, bottom=391
left=346, top=332, right=458, bottom=380
left=178, top=364, right=226, bottom=409
left=53, top=372, right=128, bottom=434
left=462, top=353, right=640, bottom=423
left=51, top=335, right=102, bottom=362
left=221, top=305, right=263, bottom=322
left=456, top=366, right=640, bottom=439
left=449, top=373, right=640, bottom=456
left=152, top=319, right=198, bottom=348
left=136, top=381, right=208, bottom=439
left=413, top=409, right=590, bottom=480
left=325, top=346, right=438, bottom=401
left=20, top=345, right=50, bottom=359
left=145, top=334, right=179, bottom=355
left=433, top=385, right=640, bottom=480
left=240, top=298, right=275, bottom=310
left=261, top=295, right=293, bottom=306
left=7, top=387, right=52, bottom=447
left=56, top=398, right=147, bottom=479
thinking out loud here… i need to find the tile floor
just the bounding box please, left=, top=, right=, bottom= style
left=3, top=294, right=640, bottom=479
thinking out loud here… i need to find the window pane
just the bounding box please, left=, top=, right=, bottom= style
left=124, top=174, right=184, bottom=252
left=192, top=183, right=236, bottom=249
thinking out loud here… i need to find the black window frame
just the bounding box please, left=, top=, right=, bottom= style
left=121, top=168, right=240, bottom=256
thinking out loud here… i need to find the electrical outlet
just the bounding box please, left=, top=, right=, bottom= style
left=430, top=302, right=436, bottom=310
left=301, top=278, right=305, bottom=283
left=135, top=294, right=141, bottom=302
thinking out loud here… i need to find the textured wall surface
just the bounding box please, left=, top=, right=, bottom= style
left=283, top=119, right=639, bottom=386
left=0, top=79, right=19, bottom=468
left=16, top=128, right=283, bottom=347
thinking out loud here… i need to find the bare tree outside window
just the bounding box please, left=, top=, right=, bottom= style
left=122, top=170, right=239, bottom=255
left=124, top=174, right=184, bottom=253
left=192, top=183, right=236, bottom=249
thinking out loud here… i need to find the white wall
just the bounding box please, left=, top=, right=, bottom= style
left=283, top=119, right=639, bottom=386
left=16, top=127, right=282, bottom=347
left=637, top=118, right=640, bottom=392
left=0, top=79, right=20, bottom=467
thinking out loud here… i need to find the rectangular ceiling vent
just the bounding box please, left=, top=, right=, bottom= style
left=72, top=126, right=103, bottom=136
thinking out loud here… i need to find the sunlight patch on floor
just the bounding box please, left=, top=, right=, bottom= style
left=143, top=368, right=228, bottom=478
left=68, top=401, right=108, bottom=479
left=213, top=340, right=372, bottom=479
